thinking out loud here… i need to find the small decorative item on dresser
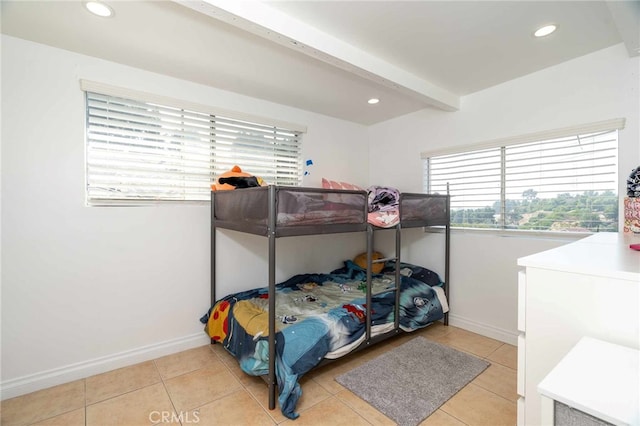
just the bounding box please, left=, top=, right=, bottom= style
left=624, top=166, right=640, bottom=233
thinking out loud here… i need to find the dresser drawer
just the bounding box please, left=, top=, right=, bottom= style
left=517, top=396, right=525, bottom=426
left=517, top=270, right=526, bottom=332
left=517, top=333, right=525, bottom=396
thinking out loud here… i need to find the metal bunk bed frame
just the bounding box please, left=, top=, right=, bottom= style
left=210, top=185, right=450, bottom=411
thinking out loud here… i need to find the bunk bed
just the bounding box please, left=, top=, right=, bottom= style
left=202, top=185, right=450, bottom=419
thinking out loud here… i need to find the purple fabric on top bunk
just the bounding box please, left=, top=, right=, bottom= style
left=200, top=262, right=445, bottom=420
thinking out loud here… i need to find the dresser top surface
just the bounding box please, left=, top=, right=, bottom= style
left=517, top=232, right=640, bottom=281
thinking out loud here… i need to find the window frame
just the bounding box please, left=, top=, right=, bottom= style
left=81, top=80, right=306, bottom=206
left=422, top=119, right=625, bottom=234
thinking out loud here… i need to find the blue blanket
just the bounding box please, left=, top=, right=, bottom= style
left=200, top=262, right=444, bottom=419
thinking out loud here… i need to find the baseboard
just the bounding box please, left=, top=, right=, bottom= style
left=0, top=332, right=210, bottom=401
left=1, top=319, right=516, bottom=400
left=447, top=313, right=518, bottom=346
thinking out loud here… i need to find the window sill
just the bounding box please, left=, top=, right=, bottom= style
left=425, top=226, right=595, bottom=242
left=86, top=200, right=210, bottom=207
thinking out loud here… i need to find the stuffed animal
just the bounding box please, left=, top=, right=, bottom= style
left=211, top=165, right=265, bottom=191
left=353, top=251, right=385, bottom=274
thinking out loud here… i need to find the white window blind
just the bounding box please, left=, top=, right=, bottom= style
left=85, top=91, right=303, bottom=204
left=424, top=125, right=621, bottom=233
left=426, top=147, right=502, bottom=228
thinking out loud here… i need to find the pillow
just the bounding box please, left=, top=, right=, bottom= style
left=321, top=178, right=365, bottom=206
left=321, top=178, right=364, bottom=191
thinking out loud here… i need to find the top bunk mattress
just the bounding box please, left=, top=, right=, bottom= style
left=212, top=186, right=368, bottom=236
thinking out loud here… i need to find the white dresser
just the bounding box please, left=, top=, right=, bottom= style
left=516, top=232, right=640, bottom=426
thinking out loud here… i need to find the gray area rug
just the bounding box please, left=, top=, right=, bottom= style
left=336, top=336, right=490, bottom=426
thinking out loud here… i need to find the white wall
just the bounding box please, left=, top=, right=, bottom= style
left=0, top=35, right=370, bottom=398
left=369, top=43, right=640, bottom=344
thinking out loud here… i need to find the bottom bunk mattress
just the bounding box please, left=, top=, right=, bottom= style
left=199, top=261, right=449, bottom=419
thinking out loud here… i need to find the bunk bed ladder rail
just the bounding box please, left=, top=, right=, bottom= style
left=365, top=223, right=402, bottom=342
left=267, top=185, right=277, bottom=410
left=210, top=191, right=217, bottom=338
left=444, top=184, right=450, bottom=326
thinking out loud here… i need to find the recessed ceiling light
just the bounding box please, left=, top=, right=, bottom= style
left=368, top=98, right=380, bottom=105
left=84, top=1, right=114, bottom=18
left=534, top=24, right=557, bottom=38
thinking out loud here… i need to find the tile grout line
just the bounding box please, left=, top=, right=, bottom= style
left=467, top=381, right=518, bottom=406
left=171, top=348, right=244, bottom=419
left=438, top=405, right=471, bottom=426
left=152, top=358, right=183, bottom=424
left=19, top=380, right=87, bottom=426
left=209, top=344, right=283, bottom=424
left=83, top=375, right=164, bottom=410
left=220, top=344, right=288, bottom=423
left=210, top=344, right=278, bottom=424
left=439, top=383, right=514, bottom=426
left=475, top=349, right=519, bottom=405
left=84, top=379, right=87, bottom=426
left=335, top=395, right=375, bottom=426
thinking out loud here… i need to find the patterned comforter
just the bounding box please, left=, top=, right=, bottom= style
left=199, top=262, right=447, bottom=419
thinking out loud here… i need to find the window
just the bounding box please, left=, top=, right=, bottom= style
left=83, top=82, right=304, bottom=204
left=423, top=120, right=624, bottom=233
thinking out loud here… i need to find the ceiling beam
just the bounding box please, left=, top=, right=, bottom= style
left=175, top=0, right=460, bottom=111
left=606, top=0, right=640, bottom=57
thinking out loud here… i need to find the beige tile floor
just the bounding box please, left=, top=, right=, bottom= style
left=1, top=324, right=517, bottom=426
